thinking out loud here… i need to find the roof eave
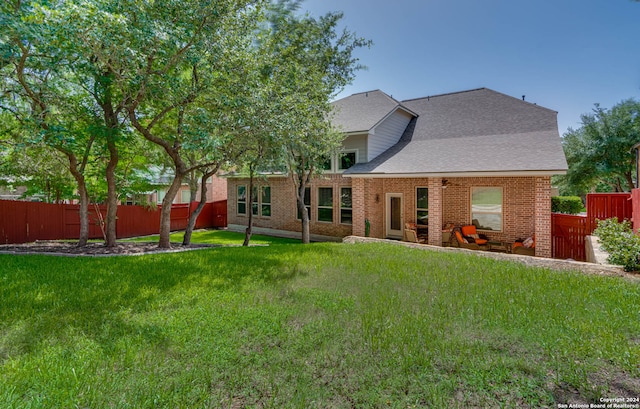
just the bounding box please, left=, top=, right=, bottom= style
left=343, top=170, right=568, bottom=178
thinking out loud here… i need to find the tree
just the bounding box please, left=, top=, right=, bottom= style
left=1, top=1, right=103, bottom=246
left=1, top=0, right=138, bottom=247
left=258, top=1, right=370, bottom=243
left=558, top=99, right=640, bottom=196
left=113, top=0, right=262, bottom=248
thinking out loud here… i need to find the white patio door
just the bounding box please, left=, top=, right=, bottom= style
left=386, top=193, right=403, bottom=238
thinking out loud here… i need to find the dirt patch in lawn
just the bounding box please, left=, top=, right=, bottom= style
left=0, top=241, right=219, bottom=257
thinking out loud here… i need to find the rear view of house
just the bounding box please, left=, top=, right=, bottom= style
left=227, top=87, right=568, bottom=257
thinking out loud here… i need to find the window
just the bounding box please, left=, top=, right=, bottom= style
left=261, top=186, right=271, bottom=217
left=471, top=187, right=503, bottom=231
left=339, top=151, right=357, bottom=171
left=297, top=187, right=311, bottom=220
left=340, top=187, right=352, bottom=224
left=157, top=189, right=166, bottom=204
left=320, top=157, right=332, bottom=172
left=237, top=185, right=246, bottom=215
left=181, top=189, right=191, bottom=204
left=416, top=187, right=428, bottom=226
left=317, top=187, right=333, bottom=222
left=251, top=186, right=259, bottom=216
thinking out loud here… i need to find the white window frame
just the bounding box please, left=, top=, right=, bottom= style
left=337, top=150, right=358, bottom=173
left=470, top=186, right=503, bottom=232
left=416, top=187, right=428, bottom=226
left=340, top=187, right=352, bottom=225
left=317, top=187, right=333, bottom=223
left=237, top=185, right=247, bottom=216
left=260, top=186, right=271, bottom=218
left=181, top=189, right=191, bottom=204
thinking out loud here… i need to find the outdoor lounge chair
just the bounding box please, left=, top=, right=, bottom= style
left=404, top=228, right=426, bottom=244
left=512, top=235, right=535, bottom=256
left=450, top=226, right=489, bottom=250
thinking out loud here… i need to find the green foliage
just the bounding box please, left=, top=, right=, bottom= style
left=557, top=99, right=640, bottom=196
left=551, top=196, right=584, bottom=214
left=594, top=218, right=640, bottom=272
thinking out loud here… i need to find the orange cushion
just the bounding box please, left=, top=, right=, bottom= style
left=512, top=242, right=524, bottom=248
left=461, top=225, right=477, bottom=236
left=455, top=231, right=468, bottom=244
left=475, top=239, right=488, bottom=245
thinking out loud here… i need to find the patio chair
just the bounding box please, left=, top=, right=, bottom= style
left=450, top=226, right=489, bottom=250
left=405, top=222, right=428, bottom=241
left=404, top=228, right=426, bottom=244
left=512, top=235, right=535, bottom=256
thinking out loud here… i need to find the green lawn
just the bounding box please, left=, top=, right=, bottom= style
left=1, top=242, right=639, bottom=408
left=123, top=229, right=301, bottom=245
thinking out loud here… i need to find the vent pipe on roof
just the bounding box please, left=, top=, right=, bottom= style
left=365, top=92, right=368, bottom=97
left=522, top=95, right=525, bottom=101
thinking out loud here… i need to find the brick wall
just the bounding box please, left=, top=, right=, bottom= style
left=227, top=175, right=553, bottom=256
left=227, top=174, right=353, bottom=237
left=357, top=176, right=549, bottom=255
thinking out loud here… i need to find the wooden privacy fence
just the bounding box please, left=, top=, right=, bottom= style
left=0, top=200, right=227, bottom=244
left=586, top=193, right=632, bottom=231
left=552, top=214, right=588, bottom=261
left=552, top=193, right=632, bottom=261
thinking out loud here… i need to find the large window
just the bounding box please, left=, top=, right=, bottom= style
left=338, top=151, right=357, bottom=171
left=416, top=187, right=428, bottom=226
left=237, top=185, right=246, bottom=215
left=340, top=188, right=352, bottom=224
left=181, top=189, right=191, bottom=204
left=261, top=186, right=271, bottom=217
left=297, top=187, right=311, bottom=220
left=471, top=187, right=503, bottom=231
left=317, top=187, right=333, bottom=222
left=251, top=186, right=259, bottom=216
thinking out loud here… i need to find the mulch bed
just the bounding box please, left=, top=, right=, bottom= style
left=0, top=241, right=219, bottom=257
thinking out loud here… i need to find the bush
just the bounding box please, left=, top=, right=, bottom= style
left=551, top=196, right=584, bottom=214
left=593, top=218, right=640, bottom=272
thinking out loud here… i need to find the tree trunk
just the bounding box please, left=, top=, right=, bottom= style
left=100, top=71, right=120, bottom=248
left=183, top=168, right=217, bottom=246
left=624, top=171, right=635, bottom=192
left=296, top=175, right=310, bottom=244
left=243, top=165, right=255, bottom=247
left=65, top=153, right=90, bottom=247
left=104, top=138, right=119, bottom=247
left=158, top=174, right=185, bottom=248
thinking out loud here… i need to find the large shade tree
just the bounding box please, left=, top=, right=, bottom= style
left=1, top=0, right=141, bottom=247
left=98, top=0, right=262, bottom=248
left=259, top=1, right=370, bottom=243
left=557, top=99, right=640, bottom=196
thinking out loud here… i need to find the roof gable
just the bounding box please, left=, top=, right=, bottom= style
left=331, top=90, right=417, bottom=134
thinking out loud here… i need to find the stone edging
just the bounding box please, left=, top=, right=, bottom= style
left=342, top=236, right=639, bottom=282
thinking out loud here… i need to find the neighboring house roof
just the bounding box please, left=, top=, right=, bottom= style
left=331, top=89, right=418, bottom=134
left=343, top=87, right=568, bottom=177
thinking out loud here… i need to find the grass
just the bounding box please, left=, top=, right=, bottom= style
left=1, top=242, right=639, bottom=408
left=122, top=229, right=301, bottom=246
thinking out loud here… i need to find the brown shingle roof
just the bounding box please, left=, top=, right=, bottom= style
left=343, top=88, right=568, bottom=176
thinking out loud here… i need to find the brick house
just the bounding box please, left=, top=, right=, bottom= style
left=226, top=88, right=568, bottom=257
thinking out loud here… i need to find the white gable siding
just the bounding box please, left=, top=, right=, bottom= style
left=342, top=134, right=368, bottom=163
left=368, top=110, right=413, bottom=161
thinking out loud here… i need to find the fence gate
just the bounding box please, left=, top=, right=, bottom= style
left=552, top=214, right=588, bottom=261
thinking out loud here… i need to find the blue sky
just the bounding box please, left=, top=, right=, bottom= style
left=301, top=0, right=640, bottom=135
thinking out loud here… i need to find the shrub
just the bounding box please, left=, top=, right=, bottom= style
left=551, top=196, right=584, bottom=214
left=593, top=218, right=640, bottom=272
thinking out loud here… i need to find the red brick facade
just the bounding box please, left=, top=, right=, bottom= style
left=227, top=174, right=552, bottom=257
